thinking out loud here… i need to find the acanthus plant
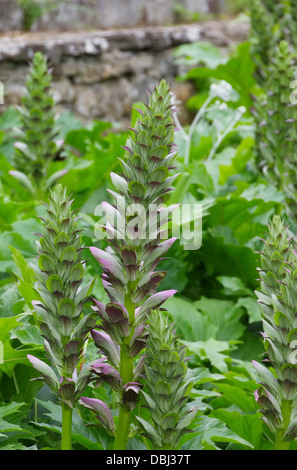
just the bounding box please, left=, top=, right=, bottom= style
left=26, top=184, right=98, bottom=450
left=251, top=40, right=297, bottom=218
left=250, top=0, right=296, bottom=51
left=10, top=52, right=66, bottom=195
left=81, top=79, right=190, bottom=450
left=249, top=0, right=275, bottom=85
left=260, top=0, right=297, bottom=47
left=254, top=215, right=297, bottom=450
left=290, top=2, right=297, bottom=44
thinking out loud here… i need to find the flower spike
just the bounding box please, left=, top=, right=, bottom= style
left=87, top=80, right=179, bottom=450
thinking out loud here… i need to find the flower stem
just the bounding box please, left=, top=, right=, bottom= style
left=61, top=404, right=73, bottom=450
left=163, top=444, right=172, bottom=450
left=274, top=400, right=291, bottom=450
left=184, top=94, right=214, bottom=165
left=274, top=437, right=290, bottom=450
left=113, top=345, right=133, bottom=450
left=114, top=400, right=132, bottom=450
left=206, top=107, right=244, bottom=162
left=114, top=292, right=135, bottom=450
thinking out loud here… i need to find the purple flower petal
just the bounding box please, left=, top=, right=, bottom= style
left=27, top=354, right=59, bottom=391
left=79, top=397, right=116, bottom=434
left=91, top=329, right=120, bottom=367
left=122, top=382, right=142, bottom=410
left=138, top=289, right=177, bottom=315
left=90, top=247, right=126, bottom=283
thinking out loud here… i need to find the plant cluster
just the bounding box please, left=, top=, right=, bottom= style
left=2, top=9, right=297, bottom=450
left=1, top=66, right=199, bottom=451
left=250, top=0, right=297, bottom=216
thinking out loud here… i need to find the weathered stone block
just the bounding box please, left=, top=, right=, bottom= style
left=181, top=0, right=209, bottom=15
left=144, top=0, right=175, bottom=25
left=181, top=0, right=225, bottom=14
left=0, top=0, right=23, bottom=32
left=7, top=0, right=226, bottom=32
left=52, top=78, right=76, bottom=104
left=0, top=20, right=248, bottom=124
left=33, top=0, right=147, bottom=31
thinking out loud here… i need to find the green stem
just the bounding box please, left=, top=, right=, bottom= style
left=113, top=345, right=134, bottom=450
left=274, top=400, right=291, bottom=451
left=184, top=94, right=214, bottom=165
left=114, top=402, right=132, bottom=450
left=162, top=444, right=172, bottom=450
left=274, top=437, right=290, bottom=450
left=114, top=291, right=135, bottom=450
left=206, top=107, right=244, bottom=162
left=61, top=404, right=73, bottom=450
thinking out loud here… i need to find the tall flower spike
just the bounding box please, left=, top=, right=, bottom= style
left=249, top=0, right=275, bottom=85
left=253, top=40, right=297, bottom=215
left=136, top=309, right=197, bottom=450
left=254, top=215, right=297, bottom=450
left=11, top=52, right=64, bottom=189
left=28, top=184, right=97, bottom=449
left=88, top=80, right=178, bottom=450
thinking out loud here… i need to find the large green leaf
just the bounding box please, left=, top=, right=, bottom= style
left=182, top=415, right=253, bottom=450
left=0, top=315, right=43, bottom=376
left=213, top=383, right=258, bottom=413
left=197, top=235, right=258, bottom=287
left=183, top=339, right=234, bottom=373
left=173, top=41, right=226, bottom=69
left=0, top=219, right=40, bottom=272
left=34, top=399, right=113, bottom=450
left=165, top=295, right=246, bottom=343
left=164, top=297, right=216, bottom=342
left=210, top=409, right=263, bottom=450
left=194, top=297, right=246, bottom=341
left=185, top=42, right=257, bottom=108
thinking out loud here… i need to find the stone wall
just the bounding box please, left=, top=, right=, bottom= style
left=0, top=0, right=226, bottom=32
left=0, top=20, right=249, bottom=124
